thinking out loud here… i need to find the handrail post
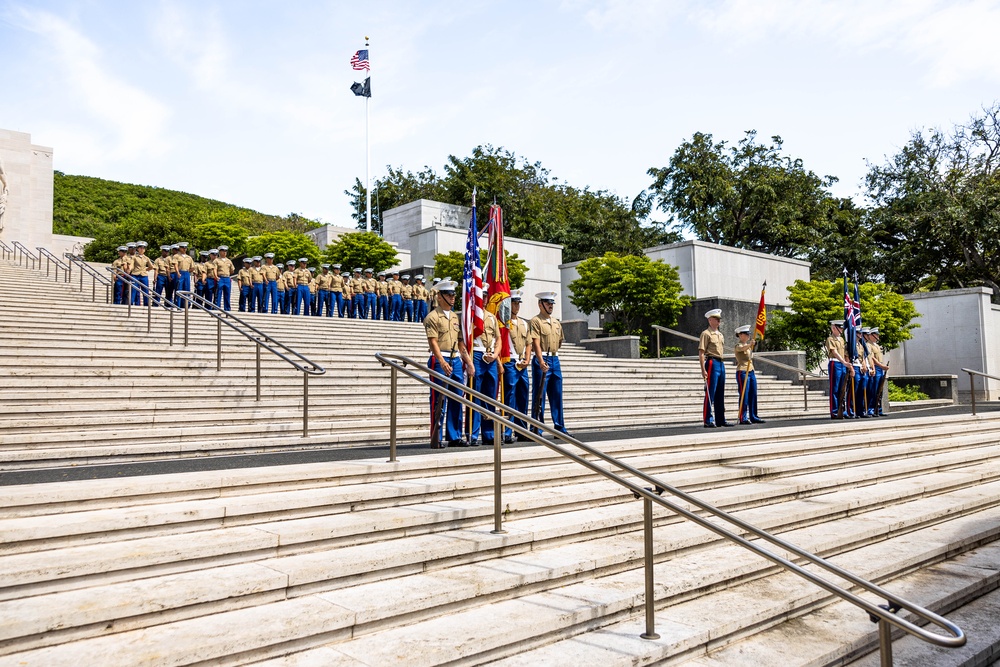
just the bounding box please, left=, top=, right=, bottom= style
left=388, top=366, right=398, bottom=462
left=491, top=422, right=506, bottom=534
left=969, top=371, right=977, bottom=416
left=169, top=308, right=174, bottom=346
left=126, top=280, right=132, bottom=317
left=184, top=301, right=190, bottom=346
left=147, top=287, right=152, bottom=334
left=802, top=371, right=808, bottom=411
left=255, top=342, right=261, bottom=401
left=302, top=372, right=310, bottom=437
left=640, top=497, right=659, bottom=640
left=216, top=317, right=222, bottom=371
left=878, top=617, right=894, bottom=667
left=656, top=328, right=661, bottom=359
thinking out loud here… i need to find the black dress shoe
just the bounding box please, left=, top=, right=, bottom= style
left=503, top=436, right=514, bottom=444
left=704, top=422, right=717, bottom=428
left=448, top=439, right=468, bottom=447
left=516, top=434, right=534, bottom=443
left=720, top=421, right=735, bottom=427
left=431, top=440, right=446, bottom=449
left=470, top=438, right=482, bottom=446
left=738, top=420, right=751, bottom=425
left=751, top=418, right=766, bottom=424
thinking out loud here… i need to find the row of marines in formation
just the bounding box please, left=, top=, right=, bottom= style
left=698, top=309, right=889, bottom=427
left=110, top=242, right=435, bottom=321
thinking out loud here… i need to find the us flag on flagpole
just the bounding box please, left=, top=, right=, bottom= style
left=462, top=199, right=484, bottom=351
left=350, top=49, right=370, bottom=71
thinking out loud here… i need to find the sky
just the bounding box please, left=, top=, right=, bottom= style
left=2, top=0, right=999, bottom=227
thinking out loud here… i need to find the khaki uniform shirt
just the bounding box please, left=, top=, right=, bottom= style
left=237, top=268, right=253, bottom=288
left=414, top=284, right=427, bottom=301
left=826, top=335, right=846, bottom=363
left=282, top=270, right=296, bottom=289
left=193, top=263, right=205, bottom=281
left=112, top=256, right=130, bottom=275
left=509, top=316, right=529, bottom=363
left=389, top=279, right=402, bottom=295
left=871, top=342, right=884, bottom=365
left=364, top=277, right=376, bottom=294
left=424, top=307, right=461, bottom=354
left=734, top=340, right=754, bottom=372
left=309, top=280, right=317, bottom=295
left=203, top=259, right=218, bottom=280
left=261, top=264, right=282, bottom=282
left=853, top=342, right=866, bottom=367
left=530, top=315, right=564, bottom=355
left=250, top=266, right=264, bottom=284
left=130, top=254, right=154, bottom=276
left=401, top=283, right=413, bottom=299
left=153, top=256, right=171, bottom=278
left=330, top=274, right=345, bottom=292
left=699, top=329, right=725, bottom=359
left=293, top=268, right=311, bottom=286
left=316, top=273, right=332, bottom=289
left=174, top=253, right=195, bottom=273
left=276, top=274, right=286, bottom=292
left=473, top=311, right=500, bottom=353
left=376, top=279, right=389, bottom=296
left=215, top=257, right=235, bottom=277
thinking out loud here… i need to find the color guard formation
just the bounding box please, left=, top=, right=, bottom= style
left=110, top=241, right=431, bottom=320
left=826, top=320, right=889, bottom=419
left=424, top=286, right=567, bottom=448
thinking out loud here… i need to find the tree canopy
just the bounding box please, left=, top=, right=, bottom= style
left=568, top=252, right=689, bottom=336
left=767, top=279, right=919, bottom=368
left=323, top=232, right=398, bottom=274
left=645, top=131, right=837, bottom=259
left=865, top=104, right=1000, bottom=297
left=346, top=145, right=679, bottom=262
left=432, top=250, right=528, bottom=291
left=244, top=231, right=321, bottom=266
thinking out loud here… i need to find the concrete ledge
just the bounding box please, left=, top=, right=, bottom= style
left=577, top=336, right=639, bottom=359
left=889, top=375, right=959, bottom=402
left=561, top=320, right=590, bottom=345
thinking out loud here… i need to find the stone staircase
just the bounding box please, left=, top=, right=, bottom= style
left=0, top=257, right=831, bottom=469
left=0, top=413, right=998, bottom=665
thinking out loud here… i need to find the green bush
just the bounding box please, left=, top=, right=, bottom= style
left=888, top=381, right=930, bottom=402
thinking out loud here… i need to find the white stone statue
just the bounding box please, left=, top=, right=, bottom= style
left=0, top=156, right=8, bottom=231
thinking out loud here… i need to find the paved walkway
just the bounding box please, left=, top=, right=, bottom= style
left=3, top=403, right=998, bottom=487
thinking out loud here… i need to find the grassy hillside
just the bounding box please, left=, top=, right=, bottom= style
left=53, top=171, right=320, bottom=238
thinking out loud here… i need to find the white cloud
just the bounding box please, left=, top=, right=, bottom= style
left=12, top=7, right=172, bottom=162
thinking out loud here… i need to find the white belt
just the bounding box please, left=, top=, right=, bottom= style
left=543, top=352, right=558, bottom=358
left=473, top=345, right=487, bottom=352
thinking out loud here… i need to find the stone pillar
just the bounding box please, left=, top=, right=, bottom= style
left=0, top=129, right=54, bottom=250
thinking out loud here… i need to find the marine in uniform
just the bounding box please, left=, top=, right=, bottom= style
left=503, top=289, right=531, bottom=443
left=261, top=253, right=281, bottom=314
left=204, top=249, right=219, bottom=306
left=215, top=246, right=235, bottom=311
left=413, top=275, right=428, bottom=322
left=471, top=307, right=503, bottom=446
left=364, top=268, right=377, bottom=319
left=865, top=328, right=890, bottom=416
left=112, top=246, right=129, bottom=304
left=389, top=271, right=403, bottom=321
left=734, top=325, right=765, bottom=425
left=699, top=309, right=732, bottom=428
left=423, top=280, right=473, bottom=448
left=282, top=261, right=296, bottom=314
left=307, top=267, right=319, bottom=315
left=351, top=268, right=365, bottom=318
left=826, top=320, right=854, bottom=419
left=293, top=258, right=312, bottom=316
left=275, top=262, right=287, bottom=314
left=400, top=275, right=414, bottom=322
left=250, top=256, right=265, bottom=313
left=850, top=337, right=868, bottom=418
left=375, top=271, right=390, bottom=320
left=130, top=241, right=154, bottom=306
left=153, top=245, right=172, bottom=307
left=330, top=264, right=346, bottom=317
left=237, top=258, right=253, bottom=311
left=315, top=264, right=331, bottom=316
left=193, top=252, right=207, bottom=300
left=174, top=242, right=194, bottom=299
left=530, top=291, right=568, bottom=435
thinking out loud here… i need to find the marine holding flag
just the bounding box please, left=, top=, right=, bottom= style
left=735, top=282, right=767, bottom=425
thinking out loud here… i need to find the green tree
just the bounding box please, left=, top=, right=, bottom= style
left=432, top=249, right=528, bottom=290
left=323, top=232, right=398, bottom=273
left=191, top=221, right=249, bottom=256
left=568, top=252, right=690, bottom=336
left=865, top=104, right=1000, bottom=298
left=767, top=279, right=919, bottom=368
left=244, top=231, right=321, bottom=266
left=350, top=145, right=668, bottom=262
left=646, top=131, right=839, bottom=257
left=83, top=212, right=193, bottom=262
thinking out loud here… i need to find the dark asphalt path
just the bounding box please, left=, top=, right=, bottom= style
left=2, top=403, right=998, bottom=487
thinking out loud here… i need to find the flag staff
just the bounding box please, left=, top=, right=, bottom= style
left=365, top=36, right=371, bottom=233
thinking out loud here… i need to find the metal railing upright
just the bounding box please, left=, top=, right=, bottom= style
left=171, top=290, right=325, bottom=436
left=961, top=368, right=1000, bottom=415
left=63, top=254, right=112, bottom=304
left=103, top=266, right=178, bottom=334
left=0, top=239, right=13, bottom=260
left=11, top=241, right=38, bottom=269
left=652, top=324, right=823, bottom=410
left=35, top=246, right=71, bottom=283
left=377, top=351, right=965, bottom=665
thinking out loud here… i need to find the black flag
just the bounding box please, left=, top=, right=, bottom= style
left=350, top=77, right=371, bottom=98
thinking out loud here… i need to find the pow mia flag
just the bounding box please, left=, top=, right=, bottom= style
left=350, top=77, right=371, bottom=98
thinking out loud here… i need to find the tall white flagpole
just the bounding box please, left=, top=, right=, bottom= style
left=365, top=36, right=371, bottom=233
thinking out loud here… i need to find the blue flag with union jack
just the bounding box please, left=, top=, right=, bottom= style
left=843, top=271, right=856, bottom=362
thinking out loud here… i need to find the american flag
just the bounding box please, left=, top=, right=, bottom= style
left=462, top=205, right=484, bottom=351
left=350, top=49, right=370, bottom=71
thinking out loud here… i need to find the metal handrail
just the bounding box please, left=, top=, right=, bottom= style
left=652, top=324, right=823, bottom=411
left=104, top=266, right=179, bottom=333
left=35, top=246, right=71, bottom=283
left=171, top=290, right=325, bottom=436
left=0, top=239, right=13, bottom=260
left=961, top=367, right=1000, bottom=415
left=377, top=351, right=965, bottom=663
left=11, top=241, right=38, bottom=269
left=63, top=254, right=112, bottom=303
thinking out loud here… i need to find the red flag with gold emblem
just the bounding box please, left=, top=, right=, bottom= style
left=483, top=204, right=511, bottom=362
left=753, top=281, right=767, bottom=341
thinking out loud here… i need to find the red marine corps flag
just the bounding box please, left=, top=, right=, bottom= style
left=483, top=204, right=511, bottom=362
left=753, top=281, right=767, bottom=341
